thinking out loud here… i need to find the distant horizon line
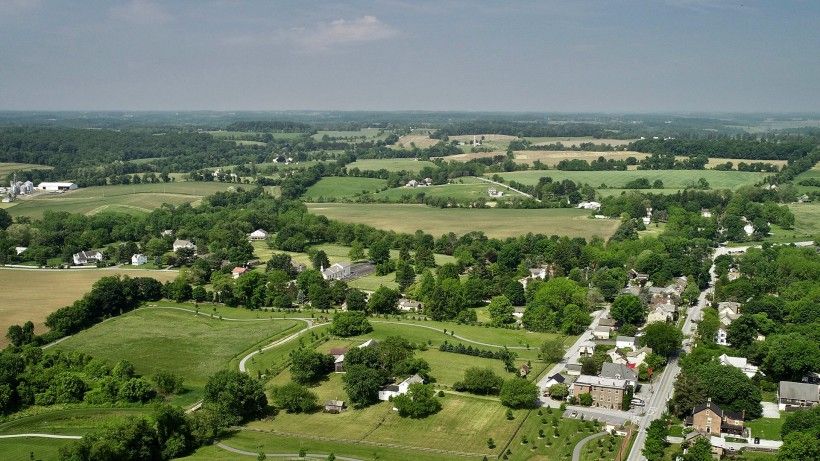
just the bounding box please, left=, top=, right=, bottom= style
left=1, top=109, right=819, bottom=117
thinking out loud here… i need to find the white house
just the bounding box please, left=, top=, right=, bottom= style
left=37, top=182, right=78, bottom=192
left=248, top=229, right=268, bottom=241
left=718, top=354, right=761, bottom=379
left=715, top=327, right=729, bottom=346
left=405, top=179, right=419, bottom=188
left=592, top=325, right=611, bottom=340
left=172, top=239, right=196, bottom=253
left=616, top=336, right=637, bottom=350
left=15, top=246, right=27, bottom=256
left=626, top=346, right=652, bottom=367
left=378, top=374, right=424, bottom=401
left=487, top=187, right=504, bottom=198
left=322, top=262, right=352, bottom=281
left=131, top=253, right=148, bottom=266
left=577, top=201, right=601, bottom=211
left=398, top=298, right=422, bottom=312
left=578, top=341, right=595, bottom=357
left=647, top=302, right=677, bottom=324
left=701, top=209, right=713, bottom=218
left=73, top=250, right=103, bottom=265
left=743, top=223, right=755, bottom=236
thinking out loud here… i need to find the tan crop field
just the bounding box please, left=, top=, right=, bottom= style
left=525, top=136, right=638, bottom=147
left=0, top=268, right=178, bottom=347
left=512, top=150, right=648, bottom=165
left=392, top=133, right=441, bottom=149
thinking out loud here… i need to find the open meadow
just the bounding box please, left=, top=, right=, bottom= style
left=374, top=177, right=527, bottom=202
left=302, top=176, right=387, bottom=200
left=793, top=161, right=820, bottom=194
left=0, top=268, right=178, bottom=347
left=3, top=182, right=235, bottom=218
left=512, top=150, right=647, bottom=166
left=494, top=169, right=768, bottom=190
left=392, top=132, right=440, bottom=149
left=0, top=162, right=53, bottom=176
left=306, top=203, right=620, bottom=239
left=765, top=202, right=820, bottom=244
left=347, top=158, right=437, bottom=173
left=54, top=306, right=301, bottom=403
left=524, top=136, right=638, bottom=147
left=312, top=128, right=388, bottom=140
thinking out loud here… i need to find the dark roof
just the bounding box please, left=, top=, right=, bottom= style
left=329, top=347, right=348, bottom=356
left=692, top=401, right=723, bottom=417
left=548, top=373, right=565, bottom=383
left=383, top=384, right=400, bottom=392
left=723, top=409, right=744, bottom=421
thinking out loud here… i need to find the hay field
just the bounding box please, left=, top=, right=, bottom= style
left=512, top=150, right=647, bottom=166
left=495, top=169, right=767, bottom=190
left=0, top=268, right=178, bottom=347
left=0, top=162, right=53, bottom=176
left=525, top=136, right=637, bottom=147
left=306, top=203, right=619, bottom=239
left=392, top=133, right=441, bottom=149
left=347, top=158, right=437, bottom=173
left=5, top=182, right=233, bottom=218
left=374, top=177, right=525, bottom=202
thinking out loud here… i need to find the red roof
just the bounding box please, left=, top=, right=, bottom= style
left=232, top=267, right=248, bottom=274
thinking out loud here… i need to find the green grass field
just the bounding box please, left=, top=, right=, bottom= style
left=0, top=268, right=179, bottom=347
left=374, top=177, right=526, bottom=202
left=347, top=158, right=437, bottom=173
left=302, top=176, right=387, bottom=200
left=0, top=162, right=53, bottom=176
left=306, top=203, right=620, bottom=239
left=4, top=182, right=235, bottom=218
left=54, top=307, right=301, bottom=403
left=793, top=161, right=820, bottom=194
left=766, top=202, right=819, bottom=244
left=745, top=418, right=784, bottom=440
left=494, top=169, right=768, bottom=190
left=312, top=128, right=387, bottom=140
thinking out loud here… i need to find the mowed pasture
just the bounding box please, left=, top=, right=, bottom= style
left=374, top=177, right=526, bottom=202
left=0, top=162, right=53, bottom=176
left=347, top=158, right=437, bottom=173
left=0, top=268, right=178, bottom=347
left=302, top=176, right=387, bottom=199
left=766, top=202, right=820, bottom=244
left=54, top=307, right=301, bottom=403
left=495, top=169, right=768, bottom=190
left=4, top=182, right=234, bottom=218
left=306, top=203, right=619, bottom=239
left=512, top=150, right=647, bottom=166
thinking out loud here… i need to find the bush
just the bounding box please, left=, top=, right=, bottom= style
left=329, top=312, right=373, bottom=337
left=500, top=378, right=539, bottom=409
left=270, top=382, right=318, bottom=413
left=393, top=383, right=441, bottom=418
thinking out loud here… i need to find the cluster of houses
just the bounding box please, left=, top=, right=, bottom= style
left=324, top=339, right=426, bottom=413
left=518, top=264, right=555, bottom=288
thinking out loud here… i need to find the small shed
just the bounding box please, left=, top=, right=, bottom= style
left=324, top=400, right=346, bottom=413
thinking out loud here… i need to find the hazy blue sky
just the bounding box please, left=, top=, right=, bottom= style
left=1, top=0, right=818, bottom=112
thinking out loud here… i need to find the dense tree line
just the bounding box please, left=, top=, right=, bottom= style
left=630, top=138, right=816, bottom=161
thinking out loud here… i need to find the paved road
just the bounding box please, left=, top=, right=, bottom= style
left=217, top=442, right=364, bottom=460
left=622, top=242, right=815, bottom=461
left=538, top=309, right=609, bottom=405
left=572, top=432, right=609, bottom=461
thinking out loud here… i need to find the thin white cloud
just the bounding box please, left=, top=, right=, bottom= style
left=0, top=0, right=41, bottom=17
left=110, top=0, right=172, bottom=26
left=294, top=15, right=397, bottom=51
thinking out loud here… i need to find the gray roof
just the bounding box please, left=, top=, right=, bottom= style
left=601, top=363, right=637, bottom=382
left=598, top=318, right=617, bottom=327
left=565, top=363, right=582, bottom=371
left=779, top=381, right=820, bottom=402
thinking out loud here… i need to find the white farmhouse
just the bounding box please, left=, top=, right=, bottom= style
left=378, top=374, right=424, bottom=401
left=718, top=354, right=761, bottom=379
left=322, top=262, right=351, bottom=281
left=172, top=239, right=196, bottom=253
left=73, top=250, right=103, bottom=265
left=131, top=253, right=148, bottom=266
left=248, top=229, right=268, bottom=241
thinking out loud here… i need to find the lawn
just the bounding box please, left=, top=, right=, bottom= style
left=53, top=307, right=301, bottom=403
left=302, top=176, right=387, bottom=200
left=0, top=162, right=52, bottom=176
left=0, top=436, right=73, bottom=461
left=347, top=158, right=437, bottom=173
left=5, top=182, right=234, bottom=219
left=0, top=268, right=178, bottom=347
left=374, top=177, right=527, bottom=202
left=306, top=203, right=620, bottom=239
left=793, top=161, right=820, bottom=194
left=494, top=170, right=768, bottom=190
left=746, top=417, right=784, bottom=440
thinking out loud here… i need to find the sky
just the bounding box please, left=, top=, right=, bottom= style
left=0, top=0, right=818, bottom=112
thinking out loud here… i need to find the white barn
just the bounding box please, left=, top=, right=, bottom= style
left=38, top=182, right=78, bottom=192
